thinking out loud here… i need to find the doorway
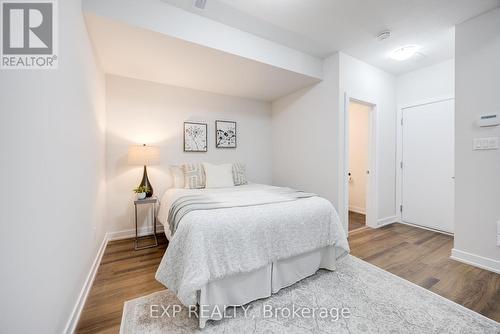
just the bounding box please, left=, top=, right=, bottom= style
left=347, top=100, right=373, bottom=232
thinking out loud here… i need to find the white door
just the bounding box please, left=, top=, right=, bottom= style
left=401, top=99, right=454, bottom=233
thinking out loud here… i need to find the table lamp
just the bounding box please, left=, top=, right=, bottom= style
left=128, top=144, right=160, bottom=197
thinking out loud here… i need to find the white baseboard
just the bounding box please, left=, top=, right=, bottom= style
left=63, top=234, right=108, bottom=334
left=107, top=224, right=165, bottom=241
left=348, top=206, right=366, bottom=215
left=450, top=248, right=500, bottom=274
left=377, top=215, right=398, bottom=227
left=398, top=220, right=453, bottom=236
left=63, top=224, right=165, bottom=333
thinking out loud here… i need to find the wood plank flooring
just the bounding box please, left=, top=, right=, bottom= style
left=76, top=224, right=500, bottom=333
left=76, top=236, right=169, bottom=334
left=348, top=211, right=365, bottom=231
left=349, top=223, right=500, bottom=322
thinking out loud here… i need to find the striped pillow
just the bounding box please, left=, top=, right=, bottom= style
left=232, top=163, right=248, bottom=186
left=182, top=163, right=206, bottom=189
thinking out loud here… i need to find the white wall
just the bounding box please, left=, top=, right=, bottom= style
left=272, top=54, right=341, bottom=206
left=348, top=102, right=371, bottom=214
left=272, top=52, right=396, bottom=232
left=396, top=59, right=455, bottom=107
left=453, top=8, right=500, bottom=272
left=395, top=59, right=455, bottom=231
left=339, top=53, right=397, bottom=228
left=0, top=1, right=106, bottom=333
left=106, top=75, right=273, bottom=233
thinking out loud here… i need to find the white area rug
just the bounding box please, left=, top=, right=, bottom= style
left=120, top=255, right=500, bottom=333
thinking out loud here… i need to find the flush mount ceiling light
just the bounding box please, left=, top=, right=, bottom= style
left=377, top=30, right=391, bottom=42
left=389, top=45, right=419, bottom=61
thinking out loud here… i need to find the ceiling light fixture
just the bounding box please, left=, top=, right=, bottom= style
left=377, top=30, right=391, bottom=41
left=389, top=45, right=419, bottom=61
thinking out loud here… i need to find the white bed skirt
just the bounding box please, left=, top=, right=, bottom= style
left=197, top=246, right=339, bottom=328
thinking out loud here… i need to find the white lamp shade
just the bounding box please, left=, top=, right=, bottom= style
left=128, top=145, right=160, bottom=166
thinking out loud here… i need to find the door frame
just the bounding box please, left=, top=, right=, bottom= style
left=396, top=95, right=455, bottom=224
left=342, top=94, right=378, bottom=234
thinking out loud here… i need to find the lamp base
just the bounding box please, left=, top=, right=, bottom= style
left=139, top=166, right=153, bottom=197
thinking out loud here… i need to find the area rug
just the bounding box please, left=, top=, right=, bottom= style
left=120, top=255, right=499, bottom=333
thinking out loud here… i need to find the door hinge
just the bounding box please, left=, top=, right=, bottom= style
left=401, top=118, right=403, bottom=126
left=400, top=161, right=403, bottom=169
left=400, top=204, right=403, bottom=213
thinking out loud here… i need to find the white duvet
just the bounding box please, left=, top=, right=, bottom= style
left=155, top=184, right=349, bottom=306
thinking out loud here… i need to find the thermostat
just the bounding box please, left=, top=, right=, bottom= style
left=477, top=113, right=500, bottom=127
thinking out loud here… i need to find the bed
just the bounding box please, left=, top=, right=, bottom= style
left=155, top=183, right=349, bottom=328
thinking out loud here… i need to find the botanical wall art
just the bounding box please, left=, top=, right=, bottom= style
left=215, top=120, right=237, bottom=148
left=184, top=122, right=207, bottom=152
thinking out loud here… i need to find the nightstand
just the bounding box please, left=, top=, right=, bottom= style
left=134, top=197, right=159, bottom=250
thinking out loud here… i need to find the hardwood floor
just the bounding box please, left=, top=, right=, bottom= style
left=76, top=235, right=169, bottom=334
left=348, top=210, right=365, bottom=231
left=77, top=224, right=500, bottom=333
left=349, top=223, right=500, bottom=322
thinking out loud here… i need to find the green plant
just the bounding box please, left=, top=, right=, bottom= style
left=133, top=185, right=149, bottom=194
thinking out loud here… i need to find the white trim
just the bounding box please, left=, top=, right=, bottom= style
left=450, top=248, right=500, bottom=274
left=395, top=95, right=455, bottom=224
left=400, top=96, right=455, bottom=111
left=375, top=216, right=455, bottom=235
left=377, top=215, right=398, bottom=227
left=63, top=235, right=108, bottom=334
left=339, top=92, right=349, bottom=235
left=341, top=94, right=379, bottom=234
left=348, top=206, right=366, bottom=215
left=398, top=220, right=453, bottom=236
left=63, top=225, right=165, bottom=333
left=106, top=224, right=165, bottom=241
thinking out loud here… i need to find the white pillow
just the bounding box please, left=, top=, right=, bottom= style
left=169, top=166, right=185, bottom=188
left=203, top=163, right=234, bottom=188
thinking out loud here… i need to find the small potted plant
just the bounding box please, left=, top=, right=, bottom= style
left=133, top=185, right=149, bottom=200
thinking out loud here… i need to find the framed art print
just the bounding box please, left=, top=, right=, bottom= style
left=184, top=122, right=207, bottom=152
left=215, top=120, right=237, bottom=148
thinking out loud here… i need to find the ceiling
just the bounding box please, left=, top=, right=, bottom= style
left=161, top=0, right=500, bottom=75
left=85, top=14, right=320, bottom=101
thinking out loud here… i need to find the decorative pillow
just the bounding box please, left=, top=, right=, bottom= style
left=203, top=163, right=234, bottom=188
left=232, top=162, right=248, bottom=186
left=182, top=163, right=206, bottom=189
left=169, top=166, right=185, bottom=188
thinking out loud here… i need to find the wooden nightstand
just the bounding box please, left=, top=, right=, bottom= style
left=134, top=197, right=159, bottom=250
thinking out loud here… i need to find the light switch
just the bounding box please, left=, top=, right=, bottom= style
left=488, top=137, right=499, bottom=149
left=473, top=137, right=499, bottom=150
left=473, top=139, right=481, bottom=149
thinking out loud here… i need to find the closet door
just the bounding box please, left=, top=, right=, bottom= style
left=401, top=99, right=454, bottom=233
